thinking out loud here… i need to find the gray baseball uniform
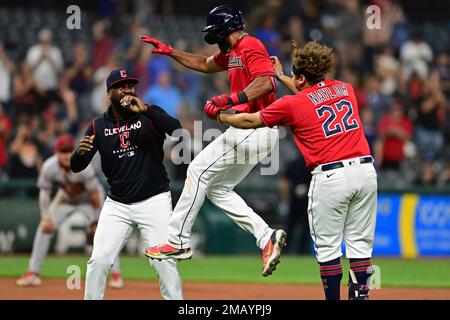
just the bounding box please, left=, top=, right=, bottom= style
left=28, top=155, right=120, bottom=274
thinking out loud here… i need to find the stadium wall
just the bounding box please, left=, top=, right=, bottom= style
left=1, top=180, right=449, bottom=257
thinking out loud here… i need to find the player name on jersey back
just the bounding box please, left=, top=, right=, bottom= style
left=307, top=84, right=349, bottom=105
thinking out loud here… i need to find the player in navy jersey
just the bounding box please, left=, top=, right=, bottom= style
left=70, top=68, right=184, bottom=300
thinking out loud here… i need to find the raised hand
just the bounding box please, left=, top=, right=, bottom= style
left=76, top=135, right=95, bottom=156
left=140, top=36, right=173, bottom=55
left=270, top=56, right=283, bottom=76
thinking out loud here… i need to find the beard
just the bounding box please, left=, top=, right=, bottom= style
left=111, top=91, right=138, bottom=119
left=204, top=31, right=230, bottom=54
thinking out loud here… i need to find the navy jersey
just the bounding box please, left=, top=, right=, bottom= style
left=70, top=105, right=181, bottom=204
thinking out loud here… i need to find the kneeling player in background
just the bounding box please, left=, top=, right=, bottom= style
left=17, top=134, right=123, bottom=289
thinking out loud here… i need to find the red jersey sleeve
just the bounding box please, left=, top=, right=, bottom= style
left=259, top=97, right=294, bottom=127
left=213, top=51, right=228, bottom=70
left=242, top=38, right=274, bottom=81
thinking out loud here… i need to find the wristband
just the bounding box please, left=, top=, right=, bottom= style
left=229, top=91, right=249, bottom=105
left=237, top=91, right=248, bottom=104
left=275, top=72, right=284, bottom=81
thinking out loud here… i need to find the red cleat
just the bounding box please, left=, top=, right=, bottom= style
left=145, top=243, right=193, bottom=260
left=262, top=230, right=287, bottom=277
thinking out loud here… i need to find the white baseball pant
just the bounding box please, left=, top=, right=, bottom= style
left=308, top=156, right=378, bottom=263
left=84, top=191, right=183, bottom=300
left=168, top=126, right=279, bottom=250
left=28, top=201, right=120, bottom=274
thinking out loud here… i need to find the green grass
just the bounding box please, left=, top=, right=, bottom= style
left=1, top=255, right=449, bottom=289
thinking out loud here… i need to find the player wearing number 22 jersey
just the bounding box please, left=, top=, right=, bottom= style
left=261, top=79, right=370, bottom=169
left=211, top=42, right=377, bottom=301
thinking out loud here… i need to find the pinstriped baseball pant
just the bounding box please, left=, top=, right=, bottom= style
left=84, top=192, right=183, bottom=300
left=168, top=126, right=279, bottom=251
left=308, top=157, right=377, bottom=263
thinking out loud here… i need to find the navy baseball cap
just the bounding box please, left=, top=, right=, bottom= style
left=106, top=68, right=139, bottom=90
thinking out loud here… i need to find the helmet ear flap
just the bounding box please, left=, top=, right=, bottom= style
left=204, top=32, right=217, bottom=45
left=204, top=27, right=225, bottom=45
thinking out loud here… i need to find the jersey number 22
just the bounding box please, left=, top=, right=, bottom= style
left=316, top=100, right=359, bottom=138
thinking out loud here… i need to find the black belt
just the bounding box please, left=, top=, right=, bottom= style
left=321, top=156, right=373, bottom=172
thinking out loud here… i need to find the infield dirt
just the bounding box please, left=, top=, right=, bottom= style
left=1, top=278, right=449, bottom=300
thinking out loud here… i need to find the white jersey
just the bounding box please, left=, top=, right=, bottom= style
left=37, top=155, right=103, bottom=204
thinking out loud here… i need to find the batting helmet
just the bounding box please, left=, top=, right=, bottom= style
left=202, top=5, right=245, bottom=45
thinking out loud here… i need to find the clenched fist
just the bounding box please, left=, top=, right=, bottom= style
left=120, top=95, right=148, bottom=113
left=204, top=100, right=223, bottom=119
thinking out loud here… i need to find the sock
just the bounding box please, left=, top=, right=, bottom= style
left=349, top=258, right=373, bottom=300
left=319, top=258, right=343, bottom=300
left=349, top=258, right=372, bottom=285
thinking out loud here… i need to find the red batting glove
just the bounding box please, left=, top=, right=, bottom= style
left=210, top=93, right=239, bottom=108
left=140, top=36, right=173, bottom=55
left=204, top=100, right=223, bottom=119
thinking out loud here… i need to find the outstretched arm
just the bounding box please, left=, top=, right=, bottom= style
left=205, top=75, right=274, bottom=113
left=217, top=112, right=265, bottom=129
left=205, top=95, right=293, bottom=129
left=171, top=51, right=224, bottom=74
left=141, top=36, right=224, bottom=74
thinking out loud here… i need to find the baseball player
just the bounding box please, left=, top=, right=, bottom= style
left=70, top=68, right=183, bottom=300
left=16, top=134, right=123, bottom=289
left=141, top=4, right=286, bottom=277
left=206, top=42, right=377, bottom=300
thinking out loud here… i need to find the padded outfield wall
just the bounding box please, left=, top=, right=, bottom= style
left=1, top=180, right=449, bottom=257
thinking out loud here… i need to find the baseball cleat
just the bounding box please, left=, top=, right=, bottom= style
left=262, top=230, right=287, bottom=277
left=144, top=243, right=193, bottom=260
left=108, top=272, right=124, bottom=289
left=16, top=271, right=42, bottom=287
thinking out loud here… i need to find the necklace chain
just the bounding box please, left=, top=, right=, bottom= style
left=237, top=32, right=248, bottom=40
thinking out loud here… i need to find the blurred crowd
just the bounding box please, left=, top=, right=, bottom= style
left=0, top=0, right=449, bottom=190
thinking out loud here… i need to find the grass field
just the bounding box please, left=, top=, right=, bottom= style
left=1, top=255, right=449, bottom=289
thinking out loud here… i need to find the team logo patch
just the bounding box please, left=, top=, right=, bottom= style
left=228, top=55, right=244, bottom=69
left=119, top=131, right=130, bottom=148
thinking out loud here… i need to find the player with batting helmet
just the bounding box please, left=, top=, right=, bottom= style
left=141, top=4, right=286, bottom=277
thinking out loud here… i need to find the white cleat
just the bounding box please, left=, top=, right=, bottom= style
left=16, top=272, right=42, bottom=287
left=108, top=272, right=124, bottom=289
